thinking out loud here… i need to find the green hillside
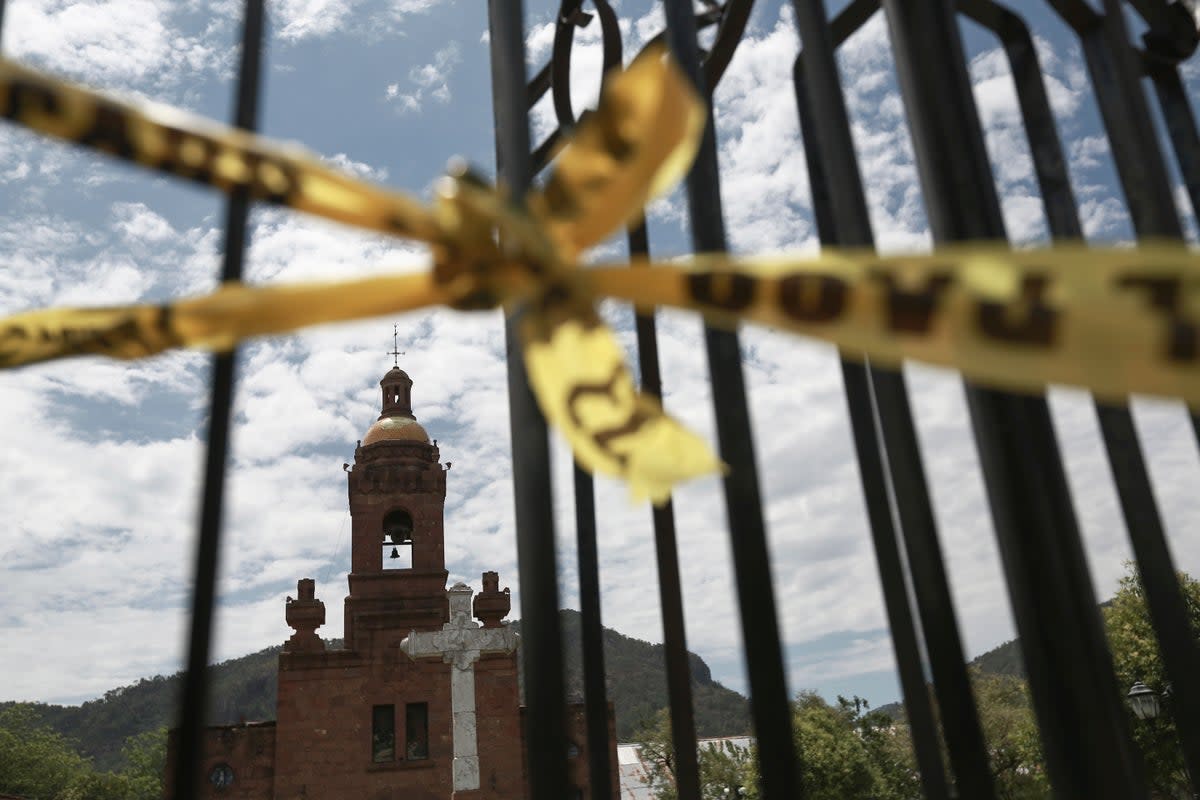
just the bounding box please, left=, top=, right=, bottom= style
left=515, top=610, right=751, bottom=739
left=3, top=609, right=748, bottom=772
left=872, top=638, right=1026, bottom=721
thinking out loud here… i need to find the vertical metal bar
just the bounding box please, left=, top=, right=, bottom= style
left=881, top=2, right=1146, bottom=797
left=172, top=1, right=264, bottom=797
left=1047, top=1, right=1187, bottom=237
left=796, top=52, right=993, bottom=800
left=1041, top=3, right=1200, bottom=788
left=539, top=11, right=704, bottom=795
left=485, top=3, right=570, bottom=799
left=1149, top=65, right=1200, bottom=231
left=658, top=3, right=801, bottom=799
left=628, top=223, right=702, bottom=800
left=572, top=463, right=614, bottom=800
left=789, top=3, right=951, bottom=796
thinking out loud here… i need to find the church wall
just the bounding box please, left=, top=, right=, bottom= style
left=163, top=722, right=276, bottom=799
left=274, top=647, right=454, bottom=800
left=566, top=702, right=619, bottom=800
left=471, top=651, right=526, bottom=798
left=521, top=704, right=620, bottom=800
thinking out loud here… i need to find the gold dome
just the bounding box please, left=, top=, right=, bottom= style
left=362, top=416, right=430, bottom=446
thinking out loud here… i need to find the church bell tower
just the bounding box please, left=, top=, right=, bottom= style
left=164, top=359, right=613, bottom=800
left=344, top=365, right=450, bottom=650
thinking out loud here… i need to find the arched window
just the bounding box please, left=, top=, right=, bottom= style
left=382, top=509, right=413, bottom=569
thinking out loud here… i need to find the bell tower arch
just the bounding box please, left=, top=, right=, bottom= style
left=344, top=366, right=449, bottom=650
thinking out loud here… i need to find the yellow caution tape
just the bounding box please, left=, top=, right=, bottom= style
left=0, top=57, right=445, bottom=243
left=1, top=46, right=1198, bottom=503
left=0, top=272, right=449, bottom=365
left=0, top=45, right=720, bottom=503
left=586, top=246, right=1200, bottom=407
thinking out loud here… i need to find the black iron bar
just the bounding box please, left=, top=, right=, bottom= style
left=1126, top=0, right=1198, bottom=64
left=572, top=463, right=615, bottom=800
left=528, top=61, right=553, bottom=108
left=485, top=2, right=570, bottom=799
left=551, top=0, right=587, bottom=129
left=659, top=1, right=801, bottom=798
left=542, top=5, right=623, bottom=794
left=1046, top=0, right=1185, bottom=237
left=699, top=0, right=754, bottom=92
left=172, top=0, right=264, bottom=797
left=882, top=2, right=1146, bottom=797
left=1148, top=65, right=1200, bottom=235
left=628, top=222, right=702, bottom=800
left=969, top=2, right=1200, bottom=793
left=790, top=1, right=953, bottom=796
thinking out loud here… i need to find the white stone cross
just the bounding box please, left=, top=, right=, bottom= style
left=400, top=582, right=518, bottom=793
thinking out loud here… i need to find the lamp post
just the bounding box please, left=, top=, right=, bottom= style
left=1128, top=681, right=1162, bottom=721
left=1127, top=680, right=1196, bottom=799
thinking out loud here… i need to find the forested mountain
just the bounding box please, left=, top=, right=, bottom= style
left=872, top=638, right=1026, bottom=721
left=3, top=609, right=748, bottom=772
left=513, top=611, right=751, bottom=739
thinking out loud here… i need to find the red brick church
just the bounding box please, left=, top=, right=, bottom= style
left=165, top=365, right=617, bottom=799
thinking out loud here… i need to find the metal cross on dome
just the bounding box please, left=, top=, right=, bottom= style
left=388, top=323, right=405, bottom=367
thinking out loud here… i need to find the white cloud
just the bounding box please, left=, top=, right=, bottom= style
left=6, top=0, right=229, bottom=89
left=3, top=0, right=1199, bottom=716
left=275, top=0, right=358, bottom=41
left=385, top=41, right=462, bottom=113
left=321, top=152, right=391, bottom=183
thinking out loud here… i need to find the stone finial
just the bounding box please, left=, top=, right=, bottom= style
left=284, top=578, right=326, bottom=653
left=473, top=571, right=511, bottom=628
left=447, top=582, right=474, bottom=628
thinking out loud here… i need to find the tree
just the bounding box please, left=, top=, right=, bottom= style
left=740, top=694, right=919, bottom=800
left=969, top=670, right=1046, bottom=799
left=844, top=697, right=922, bottom=800
left=1102, top=564, right=1200, bottom=798
left=632, top=708, right=753, bottom=800
left=117, top=727, right=167, bottom=800
left=0, top=705, right=91, bottom=799
left=0, top=707, right=165, bottom=800
left=788, top=693, right=886, bottom=800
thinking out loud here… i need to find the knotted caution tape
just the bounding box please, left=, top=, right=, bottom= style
left=1, top=47, right=1198, bottom=503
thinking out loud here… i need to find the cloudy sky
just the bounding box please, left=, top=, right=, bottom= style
left=1, top=0, right=1199, bottom=721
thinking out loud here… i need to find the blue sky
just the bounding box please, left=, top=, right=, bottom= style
left=2, top=0, right=1200, bottom=723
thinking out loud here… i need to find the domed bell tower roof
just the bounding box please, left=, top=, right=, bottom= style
left=363, top=366, right=430, bottom=445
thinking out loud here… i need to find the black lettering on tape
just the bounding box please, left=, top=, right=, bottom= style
left=0, top=325, right=30, bottom=363
left=687, top=271, right=756, bottom=312
left=977, top=275, right=1058, bottom=347
left=1116, top=275, right=1200, bottom=362
left=155, top=125, right=216, bottom=186
left=247, top=155, right=297, bottom=205
left=871, top=269, right=953, bottom=333
left=78, top=102, right=135, bottom=158
left=778, top=274, right=846, bottom=323
left=3, top=80, right=61, bottom=122
left=566, top=364, right=651, bottom=467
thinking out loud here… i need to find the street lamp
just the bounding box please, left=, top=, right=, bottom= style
left=1127, top=680, right=1162, bottom=721
left=1127, top=681, right=1197, bottom=799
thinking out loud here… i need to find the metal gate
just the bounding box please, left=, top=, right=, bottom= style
left=483, top=2, right=1200, bottom=799
left=2, top=0, right=1197, bottom=797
